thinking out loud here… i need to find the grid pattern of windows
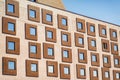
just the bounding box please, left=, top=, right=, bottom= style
left=1, top=0, right=120, bottom=80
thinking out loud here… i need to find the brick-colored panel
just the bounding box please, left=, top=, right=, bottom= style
left=28, top=5, right=40, bottom=22
left=98, top=24, right=107, bottom=38
left=6, top=0, right=19, bottom=17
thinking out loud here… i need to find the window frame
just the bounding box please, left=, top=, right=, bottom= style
left=61, top=31, right=71, bottom=47
left=43, top=43, right=54, bottom=59
left=6, top=36, right=20, bottom=55
left=45, top=27, right=56, bottom=42
left=87, top=22, right=96, bottom=36
left=42, top=9, right=53, bottom=25
left=58, top=14, right=68, bottom=30
left=26, top=60, right=39, bottom=77
left=88, top=37, right=97, bottom=51
left=29, top=42, right=41, bottom=59
left=78, top=49, right=87, bottom=63
left=75, top=33, right=84, bottom=48
left=46, top=61, right=58, bottom=77
left=6, top=0, right=19, bottom=17
left=110, top=28, right=118, bottom=41
left=25, top=23, right=37, bottom=41
left=2, top=57, right=17, bottom=76
left=91, top=53, right=100, bottom=66
left=102, top=54, right=111, bottom=68
left=60, top=64, right=70, bottom=79
left=62, top=47, right=72, bottom=63
left=111, top=42, right=118, bottom=55
left=76, top=64, right=86, bottom=79
left=28, top=5, right=40, bottom=22
left=99, top=24, right=107, bottom=38
left=2, top=17, right=16, bottom=35
left=76, top=18, right=85, bottom=33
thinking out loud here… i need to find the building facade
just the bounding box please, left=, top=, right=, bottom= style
left=0, top=0, right=120, bottom=80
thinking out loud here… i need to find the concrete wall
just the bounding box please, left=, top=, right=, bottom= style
left=0, top=0, right=120, bottom=80
left=37, top=0, right=65, bottom=9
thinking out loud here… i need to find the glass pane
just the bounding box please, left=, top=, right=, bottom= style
left=105, top=71, right=109, bottom=78
left=104, top=57, right=108, bottom=63
left=63, top=50, right=68, bottom=58
left=79, top=53, right=84, bottom=60
left=116, top=73, right=119, bottom=79
left=48, top=65, right=54, bottom=73
left=92, top=55, right=96, bottom=62
left=7, top=4, right=14, bottom=13
left=115, top=59, right=119, bottom=65
left=8, top=61, right=15, bottom=70
left=30, top=45, right=36, bottom=53
left=46, top=14, right=52, bottom=22
left=91, top=40, right=96, bottom=47
left=78, top=38, right=83, bottom=44
left=48, top=48, right=53, bottom=56
left=30, top=28, right=36, bottom=35
left=8, top=42, right=15, bottom=50
left=80, top=68, right=85, bottom=76
left=102, top=29, right=106, bottom=35
left=114, top=45, right=118, bottom=51
left=90, top=26, right=95, bottom=32
left=8, top=22, right=15, bottom=31
left=77, top=22, right=83, bottom=29
left=30, top=0, right=36, bottom=2
left=30, top=10, right=36, bottom=18
left=112, top=32, right=117, bottom=38
left=47, top=31, right=53, bottom=39
left=93, top=70, right=97, bottom=77
left=62, top=18, right=67, bottom=26
left=64, top=67, right=69, bottom=74
left=62, top=34, right=68, bottom=41
left=31, top=64, right=37, bottom=72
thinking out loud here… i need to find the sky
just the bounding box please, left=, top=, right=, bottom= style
left=62, top=0, right=120, bottom=25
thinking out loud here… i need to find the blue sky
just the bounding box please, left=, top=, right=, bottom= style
left=62, top=0, right=120, bottom=25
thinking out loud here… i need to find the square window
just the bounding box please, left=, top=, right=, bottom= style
left=92, top=55, right=97, bottom=62
left=103, top=43, right=108, bottom=49
left=80, top=68, right=85, bottom=76
left=115, top=59, right=119, bottom=65
left=112, top=31, right=117, bottom=38
left=114, top=45, right=118, bottom=51
left=93, top=70, right=98, bottom=77
left=46, top=14, right=52, bottom=22
left=63, top=50, right=69, bottom=58
left=77, top=22, right=83, bottom=29
left=8, top=61, right=15, bottom=70
left=48, top=48, right=53, bottom=56
left=31, top=64, right=37, bottom=72
left=91, top=40, right=96, bottom=47
left=8, top=22, right=15, bottom=31
left=102, top=29, right=106, bottom=35
left=48, top=65, right=54, bottom=73
left=116, top=73, right=120, bottom=79
left=62, top=34, right=68, bottom=41
left=30, top=45, right=36, bottom=53
left=29, top=10, right=36, bottom=18
left=104, top=57, right=108, bottom=63
left=30, top=27, right=36, bottom=36
left=7, top=4, right=14, bottom=13
left=79, top=52, right=84, bottom=60
left=78, top=37, right=83, bottom=44
left=90, top=26, right=95, bottom=32
left=47, top=31, right=53, bottom=39
left=62, top=18, right=67, bottom=26
left=105, top=71, right=109, bottom=78
left=64, top=67, right=69, bottom=74
left=8, top=41, right=15, bottom=50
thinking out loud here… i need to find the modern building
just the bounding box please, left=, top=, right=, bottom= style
left=0, top=0, right=120, bottom=80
